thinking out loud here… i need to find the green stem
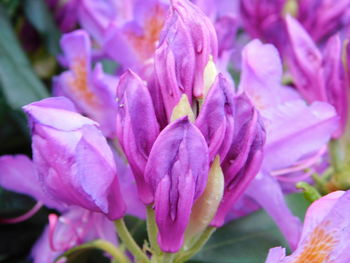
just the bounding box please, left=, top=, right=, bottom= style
left=174, top=227, right=216, bottom=263
left=296, top=181, right=321, bottom=202
left=146, top=206, right=161, bottom=256
left=162, top=253, right=175, bottom=263
left=54, top=239, right=130, bottom=263
left=115, top=218, right=150, bottom=263
left=329, top=139, right=343, bottom=173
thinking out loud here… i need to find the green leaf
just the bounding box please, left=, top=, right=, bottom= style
left=0, top=0, right=21, bottom=17
left=124, top=215, right=147, bottom=247
left=189, top=193, right=310, bottom=263
left=0, top=5, right=49, bottom=109
left=23, top=0, right=61, bottom=55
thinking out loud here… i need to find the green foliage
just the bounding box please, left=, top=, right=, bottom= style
left=23, top=0, right=61, bottom=55
left=0, top=5, right=49, bottom=110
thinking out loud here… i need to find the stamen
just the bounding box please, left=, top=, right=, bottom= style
left=271, top=146, right=326, bottom=176
left=276, top=169, right=314, bottom=183
left=0, top=202, right=43, bottom=224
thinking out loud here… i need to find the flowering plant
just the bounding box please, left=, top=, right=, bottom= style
left=1, top=0, right=350, bottom=262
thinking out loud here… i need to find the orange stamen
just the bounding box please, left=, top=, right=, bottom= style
left=69, top=58, right=98, bottom=107
left=293, top=222, right=337, bottom=263
left=126, top=4, right=166, bottom=60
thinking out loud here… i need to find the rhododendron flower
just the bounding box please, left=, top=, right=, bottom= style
left=239, top=39, right=338, bottom=249
left=54, top=30, right=118, bottom=137
left=23, top=97, right=126, bottom=219
left=0, top=154, right=118, bottom=263
left=145, top=117, right=209, bottom=252
left=265, top=190, right=350, bottom=263
left=211, top=93, right=266, bottom=227
left=285, top=15, right=347, bottom=137
left=155, top=0, right=218, bottom=118
left=79, top=0, right=168, bottom=77
left=116, top=70, right=160, bottom=204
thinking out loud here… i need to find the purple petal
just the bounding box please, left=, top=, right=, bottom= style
left=155, top=12, right=195, bottom=118
left=323, top=34, right=347, bottom=138
left=285, top=15, right=326, bottom=102
left=24, top=97, right=126, bottom=219
left=272, top=190, right=350, bottom=262
left=212, top=94, right=266, bottom=226
left=116, top=70, right=160, bottom=204
left=145, top=117, right=209, bottom=252
left=265, top=247, right=286, bottom=263
left=0, top=155, right=61, bottom=210
left=155, top=0, right=218, bottom=118
left=196, top=74, right=235, bottom=161
left=263, top=100, right=338, bottom=172
left=246, top=172, right=302, bottom=250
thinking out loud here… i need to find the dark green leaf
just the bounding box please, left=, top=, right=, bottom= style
left=0, top=0, right=21, bottom=17
left=124, top=215, right=148, bottom=247
left=0, top=6, right=49, bottom=109
left=23, top=0, right=61, bottom=55
left=190, top=193, right=310, bottom=263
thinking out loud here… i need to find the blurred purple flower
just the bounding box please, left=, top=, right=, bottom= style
left=32, top=207, right=117, bottom=263
left=239, top=39, right=339, bottom=249
left=297, top=0, right=350, bottom=43
left=285, top=16, right=347, bottom=137
left=54, top=30, right=118, bottom=137
left=79, top=0, right=168, bottom=77
left=46, top=0, right=79, bottom=32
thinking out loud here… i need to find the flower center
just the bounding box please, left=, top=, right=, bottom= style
left=293, top=222, right=337, bottom=263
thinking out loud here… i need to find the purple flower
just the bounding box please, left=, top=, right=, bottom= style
left=116, top=70, right=160, bottom=204
left=46, top=0, right=79, bottom=32
left=240, top=0, right=286, bottom=52
left=285, top=15, right=347, bottom=137
left=239, top=39, right=339, bottom=249
left=78, top=0, right=168, bottom=68
left=0, top=154, right=119, bottom=262
left=297, top=0, right=350, bottom=43
left=155, top=0, right=218, bottom=119
left=265, top=190, right=350, bottom=263
left=211, top=94, right=266, bottom=227
left=240, top=0, right=350, bottom=54
left=0, top=155, right=61, bottom=210
left=32, top=207, right=117, bottom=263
left=23, top=96, right=126, bottom=220
left=54, top=30, right=118, bottom=137
left=195, top=73, right=235, bottom=162
left=145, top=117, right=209, bottom=252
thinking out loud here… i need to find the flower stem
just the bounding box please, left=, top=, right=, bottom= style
left=115, top=218, right=150, bottom=263
left=174, top=227, right=216, bottom=263
left=162, top=253, right=175, bottom=263
left=146, top=205, right=161, bottom=255
left=329, top=139, right=343, bottom=173
left=54, top=239, right=130, bottom=263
